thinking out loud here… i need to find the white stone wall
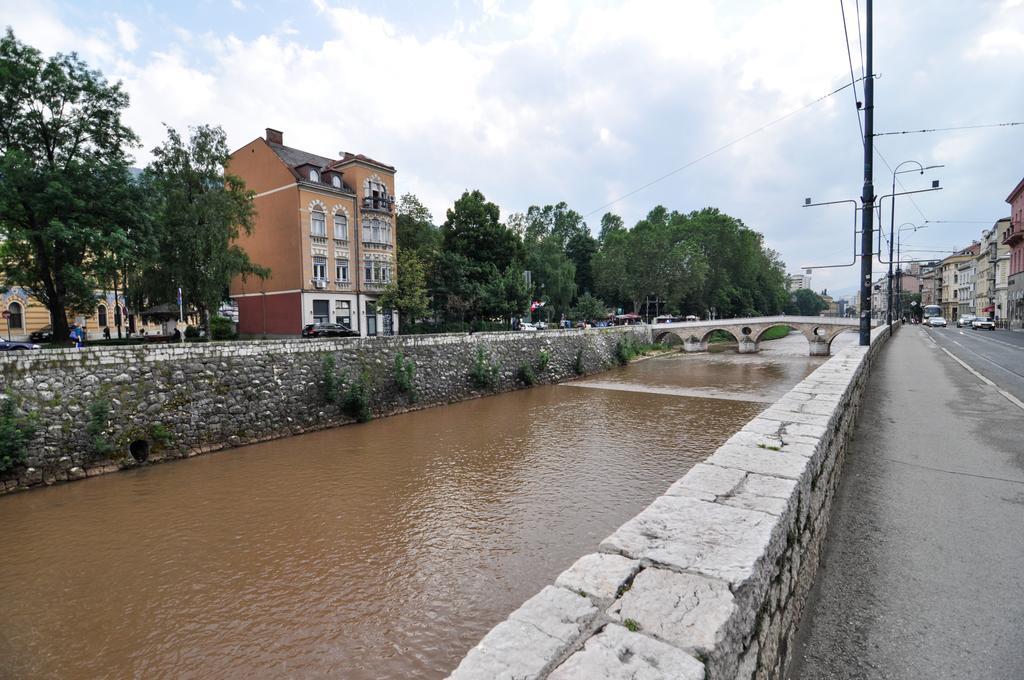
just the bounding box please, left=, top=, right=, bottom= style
left=449, top=324, right=895, bottom=680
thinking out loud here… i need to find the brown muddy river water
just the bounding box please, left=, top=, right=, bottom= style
left=0, top=332, right=853, bottom=679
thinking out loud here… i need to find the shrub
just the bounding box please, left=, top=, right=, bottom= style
left=209, top=315, right=236, bottom=341
left=394, top=352, right=417, bottom=402
left=573, top=348, right=585, bottom=375
left=537, top=349, right=550, bottom=372
left=321, top=355, right=339, bottom=404
left=150, top=423, right=173, bottom=447
left=86, top=398, right=115, bottom=458
left=470, top=346, right=500, bottom=388
left=184, top=325, right=200, bottom=339
left=342, top=371, right=373, bottom=423
left=517, top=362, right=537, bottom=385
left=0, top=394, right=36, bottom=473
left=615, top=335, right=639, bottom=365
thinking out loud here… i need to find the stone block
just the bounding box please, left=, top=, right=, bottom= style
left=608, top=567, right=735, bottom=661
left=448, top=586, right=597, bottom=680
left=719, top=473, right=798, bottom=518
left=548, top=624, right=705, bottom=680
left=599, top=495, right=781, bottom=590
left=555, top=553, right=641, bottom=604
left=706, top=445, right=811, bottom=481
left=665, top=463, right=746, bottom=498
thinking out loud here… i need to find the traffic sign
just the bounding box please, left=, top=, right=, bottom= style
left=1, top=310, right=10, bottom=320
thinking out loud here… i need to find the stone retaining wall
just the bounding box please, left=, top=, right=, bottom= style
left=0, top=326, right=649, bottom=494
left=449, top=324, right=894, bottom=680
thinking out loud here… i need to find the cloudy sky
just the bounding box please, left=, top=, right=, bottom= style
left=5, top=0, right=1023, bottom=295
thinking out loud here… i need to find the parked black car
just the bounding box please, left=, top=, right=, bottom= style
left=301, top=323, right=359, bottom=338
left=0, top=339, right=42, bottom=351
left=28, top=325, right=53, bottom=343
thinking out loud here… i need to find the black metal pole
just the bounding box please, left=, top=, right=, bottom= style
left=858, top=0, right=874, bottom=345
left=888, top=170, right=895, bottom=326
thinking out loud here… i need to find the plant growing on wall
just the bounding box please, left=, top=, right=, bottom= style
left=343, top=371, right=373, bottom=423
left=615, top=335, right=639, bottom=365
left=321, top=355, right=339, bottom=404
left=537, top=349, right=550, bottom=372
left=86, top=398, right=115, bottom=458
left=517, top=362, right=537, bottom=386
left=470, top=346, right=500, bottom=388
left=394, top=352, right=417, bottom=402
left=0, top=394, right=36, bottom=474
left=573, top=348, right=586, bottom=375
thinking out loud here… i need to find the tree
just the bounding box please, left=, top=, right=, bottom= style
left=136, top=124, right=267, bottom=323
left=378, top=248, right=430, bottom=328
left=568, top=292, right=608, bottom=322
left=525, top=234, right=576, bottom=319
left=0, top=29, right=138, bottom=343
left=396, top=193, right=439, bottom=257
left=437, top=190, right=526, bottom=322
left=787, top=288, right=828, bottom=316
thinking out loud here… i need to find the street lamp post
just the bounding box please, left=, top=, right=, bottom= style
left=887, top=162, right=942, bottom=325
left=895, top=223, right=927, bottom=320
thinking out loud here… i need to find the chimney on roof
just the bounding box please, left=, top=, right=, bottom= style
left=266, top=128, right=283, bottom=145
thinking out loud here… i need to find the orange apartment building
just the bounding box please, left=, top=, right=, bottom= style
left=228, top=128, right=398, bottom=337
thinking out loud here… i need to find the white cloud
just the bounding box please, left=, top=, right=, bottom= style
left=2, top=0, right=1021, bottom=294
left=115, top=18, right=139, bottom=52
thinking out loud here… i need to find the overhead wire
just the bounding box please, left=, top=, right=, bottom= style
left=875, top=121, right=1023, bottom=136
left=582, top=76, right=866, bottom=218
left=838, top=0, right=865, bottom=145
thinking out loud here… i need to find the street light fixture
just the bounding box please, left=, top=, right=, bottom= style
left=895, top=223, right=928, bottom=320
left=886, top=162, right=943, bottom=325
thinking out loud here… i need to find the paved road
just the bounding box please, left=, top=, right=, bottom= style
left=789, top=326, right=1024, bottom=680
left=921, top=325, right=1024, bottom=404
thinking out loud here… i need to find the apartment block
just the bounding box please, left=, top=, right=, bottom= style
left=228, top=129, right=398, bottom=337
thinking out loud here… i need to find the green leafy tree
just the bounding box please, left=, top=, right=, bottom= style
left=0, top=29, right=139, bottom=343
left=378, top=248, right=430, bottom=328
left=568, top=292, right=609, bottom=322
left=786, top=288, right=828, bottom=316
left=396, top=193, right=440, bottom=257
left=137, top=124, right=268, bottom=324
left=525, top=234, right=576, bottom=319
left=436, top=190, right=526, bottom=322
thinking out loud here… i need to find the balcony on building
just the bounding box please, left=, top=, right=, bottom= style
left=362, top=195, right=394, bottom=213
left=1003, top=220, right=1023, bottom=247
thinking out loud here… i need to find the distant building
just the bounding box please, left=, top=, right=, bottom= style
left=2, top=283, right=163, bottom=342
left=786, top=273, right=810, bottom=292
left=957, top=260, right=976, bottom=318
left=227, top=128, right=398, bottom=337
left=975, top=219, right=1010, bottom=320
left=1004, top=176, right=1024, bottom=328
left=939, top=243, right=980, bottom=321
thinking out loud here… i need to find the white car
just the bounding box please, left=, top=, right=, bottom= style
left=927, top=316, right=947, bottom=328
left=519, top=322, right=538, bottom=331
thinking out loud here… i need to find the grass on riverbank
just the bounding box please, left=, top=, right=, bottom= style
left=706, top=325, right=793, bottom=344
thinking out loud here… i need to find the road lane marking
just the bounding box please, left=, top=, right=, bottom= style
left=954, top=330, right=1024, bottom=352
left=940, top=347, right=1024, bottom=412
left=944, top=337, right=1024, bottom=381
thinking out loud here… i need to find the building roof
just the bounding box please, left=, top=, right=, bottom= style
left=332, top=152, right=396, bottom=172
left=267, top=142, right=337, bottom=172
left=1006, top=176, right=1024, bottom=204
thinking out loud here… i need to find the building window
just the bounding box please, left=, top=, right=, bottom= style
left=97, top=304, right=107, bottom=328
left=365, top=258, right=374, bottom=282
left=336, top=258, right=349, bottom=282
left=311, top=208, right=326, bottom=237
left=313, top=256, right=327, bottom=282
left=7, top=301, right=23, bottom=330
left=331, top=175, right=341, bottom=189
left=336, top=300, right=352, bottom=328
left=312, top=299, right=329, bottom=324
left=334, top=212, right=348, bottom=240
left=309, top=169, right=319, bottom=182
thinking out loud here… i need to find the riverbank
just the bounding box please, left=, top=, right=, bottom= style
left=449, top=324, right=894, bottom=680
left=0, top=326, right=649, bottom=495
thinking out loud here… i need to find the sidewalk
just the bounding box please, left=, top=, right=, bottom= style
left=789, top=327, right=1024, bottom=679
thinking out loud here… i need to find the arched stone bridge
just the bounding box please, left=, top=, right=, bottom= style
left=650, top=316, right=863, bottom=356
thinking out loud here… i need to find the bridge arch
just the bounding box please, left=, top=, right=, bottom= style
left=700, top=327, right=741, bottom=345
left=652, top=329, right=686, bottom=346
left=752, top=323, right=798, bottom=344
